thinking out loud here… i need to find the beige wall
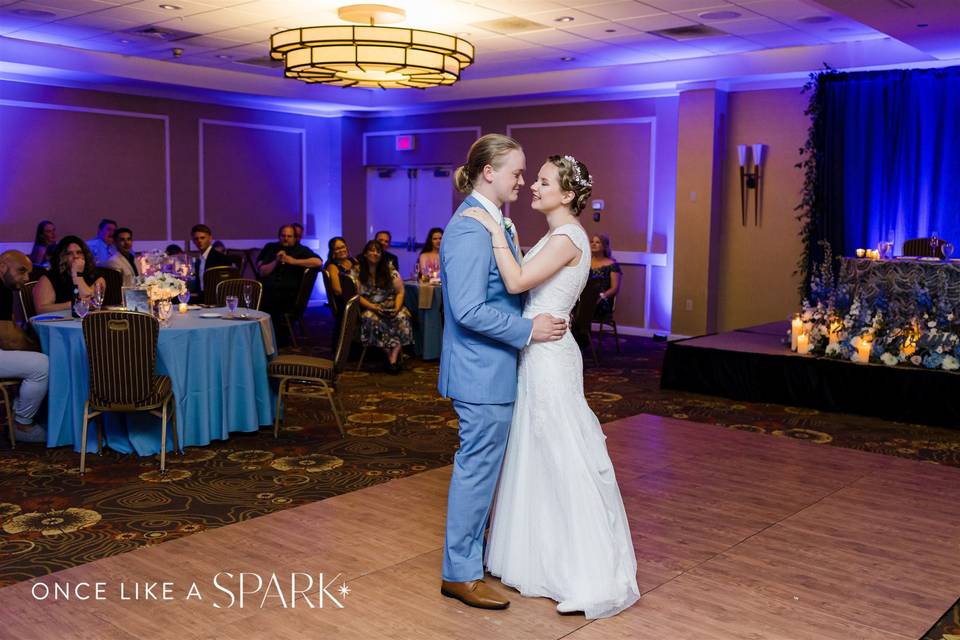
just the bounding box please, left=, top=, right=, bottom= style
left=716, top=88, right=807, bottom=332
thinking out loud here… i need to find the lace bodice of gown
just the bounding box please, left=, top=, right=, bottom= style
left=521, top=223, right=590, bottom=319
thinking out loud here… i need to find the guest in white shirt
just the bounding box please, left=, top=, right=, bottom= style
left=189, top=224, right=233, bottom=298
left=105, top=227, right=138, bottom=288
left=87, top=218, right=118, bottom=265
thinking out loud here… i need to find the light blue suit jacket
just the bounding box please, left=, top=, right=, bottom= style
left=438, top=196, right=533, bottom=404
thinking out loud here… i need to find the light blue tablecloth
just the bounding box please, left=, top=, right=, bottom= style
left=403, top=282, right=443, bottom=361
left=32, top=308, right=276, bottom=456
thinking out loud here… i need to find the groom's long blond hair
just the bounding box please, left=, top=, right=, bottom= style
left=454, top=134, right=522, bottom=194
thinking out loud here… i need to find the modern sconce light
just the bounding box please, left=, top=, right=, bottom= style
left=737, top=144, right=765, bottom=226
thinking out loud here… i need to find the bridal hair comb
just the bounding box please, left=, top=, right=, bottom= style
left=562, top=155, right=593, bottom=188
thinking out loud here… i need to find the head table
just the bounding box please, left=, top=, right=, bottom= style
left=32, top=307, right=277, bottom=456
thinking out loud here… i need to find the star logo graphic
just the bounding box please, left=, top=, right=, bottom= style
left=338, top=583, right=351, bottom=599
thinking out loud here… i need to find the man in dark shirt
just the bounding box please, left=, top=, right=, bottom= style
left=0, top=251, right=49, bottom=443
left=257, top=224, right=323, bottom=346
left=374, top=230, right=400, bottom=272
left=189, top=224, right=234, bottom=299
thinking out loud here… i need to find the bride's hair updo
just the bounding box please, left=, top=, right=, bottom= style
left=548, top=155, right=593, bottom=215
left=454, top=134, right=522, bottom=194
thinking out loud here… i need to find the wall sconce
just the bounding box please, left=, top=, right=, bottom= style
left=737, top=144, right=765, bottom=226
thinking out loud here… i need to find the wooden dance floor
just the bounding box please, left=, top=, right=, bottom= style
left=2, top=414, right=958, bottom=639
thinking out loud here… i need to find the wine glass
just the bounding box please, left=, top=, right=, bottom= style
left=943, top=242, right=955, bottom=260
left=157, top=299, right=173, bottom=327
left=91, top=281, right=105, bottom=310
left=930, top=232, right=940, bottom=256
left=242, top=283, right=253, bottom=309
left=178, top=288, right=190, bottom=307
left=74, top=299, right=89, bottom=319
left=225, top=295, right=239, bottom=315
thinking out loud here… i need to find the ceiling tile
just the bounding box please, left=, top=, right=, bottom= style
left=525, top=7, right=607, bottom=28
left=576, top=1, right=661, bottom=20
left=616, top=12, right=698, bottom=32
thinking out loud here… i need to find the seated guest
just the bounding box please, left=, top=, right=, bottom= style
left=325, top=236, right=359, bottom=303
left=34, top=237, right=105, bottom=314
left=589, top=233, right=622, bottom=318
left=292, top=223, right=304, bottom=244
left=87, top=218, right=118, bottom=265
left=0, top=251, right=49, bottom=443
left=29, top=220, right=57, bottom=267
left=257, top=224, right=323, bottom=346
left=105, top=227, right=139, bottom=288
left=357, top=240, right=413, bottom=374
left=189, top=224, right=233, bottom=297
left=374, top=229, right=399, bottom=272
left=165, top=244, right=183, bottom=256
left=417, top=227, right=443, bottom=277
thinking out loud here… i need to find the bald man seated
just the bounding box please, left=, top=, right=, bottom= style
left=0, top=251, right=49, bottom=443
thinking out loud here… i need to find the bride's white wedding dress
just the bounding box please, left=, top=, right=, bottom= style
left=484, top=223, right=640, bottom=619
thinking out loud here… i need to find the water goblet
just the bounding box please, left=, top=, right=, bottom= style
left=178, top=288, right=190, bottom=306
left=74, top=299, right=89, bottom=319
left=90, top=282, right=105, bottom=310
left=242, top=283, right=253, bottom=308
left=943, top=242, right=955, bottom=260
left=225, top=295, right=239, bottom=316
left=157, top=299, right=173, bottom=327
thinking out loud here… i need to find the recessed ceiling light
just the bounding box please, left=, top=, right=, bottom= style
left=555, top=16, right=575, bottom=23
left=118, top=39, right=130, bottom=44
left=13, top=8, right=56, bottom=17
left=605, top=28, right=617, bottom=33
left=560, top=56, right=575, bottom=61
left=917, top=23, right=929, bottom=28
left=158, top=4, right=181, bottom=10
left=798, top=15, right=832, bottom=24
left=217, top=54, right=231, bottom=59
left=699, top=10, right=741, bottom=20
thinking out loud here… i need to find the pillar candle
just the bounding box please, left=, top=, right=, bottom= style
left=797, top=333, right=809, bottom=355
left=791, top=314, right=802, bottom=351
left=857, top=340, right=872, bottom=363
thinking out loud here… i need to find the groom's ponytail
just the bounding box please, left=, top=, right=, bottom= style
left=455, top=134, right=522, bottom=194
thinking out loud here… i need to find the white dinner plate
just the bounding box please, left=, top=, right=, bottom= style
left=199, top=313, right=222, bottom=319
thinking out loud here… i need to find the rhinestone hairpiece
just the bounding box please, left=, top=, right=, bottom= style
left=562, top=155, right=592, bottom=188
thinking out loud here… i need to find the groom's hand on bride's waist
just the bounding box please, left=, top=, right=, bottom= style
left=531, top=313, right=567, bottom=343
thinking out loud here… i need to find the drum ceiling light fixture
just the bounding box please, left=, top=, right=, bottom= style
left=269, top=4, right=474, bottom=89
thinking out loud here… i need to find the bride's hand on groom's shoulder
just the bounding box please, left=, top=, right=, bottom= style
left=460, top=207, right=499, bottom=234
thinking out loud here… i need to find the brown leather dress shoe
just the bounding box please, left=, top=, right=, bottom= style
left=440, top=579, right=510, bottom=610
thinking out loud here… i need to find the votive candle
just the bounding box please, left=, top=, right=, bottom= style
left=179, top=303, right=188, bottom=314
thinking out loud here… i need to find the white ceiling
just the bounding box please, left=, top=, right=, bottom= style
left=0, top=0, right=955, bottom=114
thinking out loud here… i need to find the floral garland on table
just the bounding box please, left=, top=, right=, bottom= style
left=141, top=272, right=187, bottom=303
left=793, top=245, right=960, bottom=371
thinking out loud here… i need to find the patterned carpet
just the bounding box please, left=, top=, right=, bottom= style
left=2, top=307, right=960, bottom=589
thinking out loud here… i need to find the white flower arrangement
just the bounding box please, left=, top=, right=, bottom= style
left=141, top=272, right=186, bottom=302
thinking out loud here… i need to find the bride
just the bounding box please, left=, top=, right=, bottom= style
left=461, top=155, right=640, bottom=619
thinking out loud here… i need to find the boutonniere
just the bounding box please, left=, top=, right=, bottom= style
left=503, top=217, right=516, bottom=236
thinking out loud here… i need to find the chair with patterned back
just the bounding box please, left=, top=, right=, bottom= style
left=571, top=278, right=601, bottom=365
left=0, top=380, right=21, bottom=448
left=18, top=281, right=38, bottom=321
left=902, top=237, right=944, bottom=258
left=93, top=266, right=124, bottom=306
left=79, top=310, right=179, bottom=474
left=202, top=266, right=240, bottom=305
left=267, top=295, right=359, bottom=437
left=283, top=267, right=321, bottom=348
left=215, top=278, right=263, bottom=310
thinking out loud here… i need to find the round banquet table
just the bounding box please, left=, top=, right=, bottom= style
left=32, top=308, right=276, bottom=456
left=403, top=281, right=443, bottom=361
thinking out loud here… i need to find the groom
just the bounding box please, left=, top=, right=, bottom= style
left=438, top=134, right=567, bottom=609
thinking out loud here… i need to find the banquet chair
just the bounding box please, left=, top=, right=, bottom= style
left=268, top=295, right=359, bottom=438
left=595, top=297, right=621, bottom=354
left=321, top=269, right=340, bottom=317
left=902, top=237, right=945, bottom=258
left=215, top=278, right=263, bottom=310
left=0, top=379, right=21, bottom=448
left=283, top=267, right=321, bottom=348
left=93, top=266, right=124, bottom=306
left=18, top=281, right=37, bottom=321
left=79, top=311, right=179, bottom=475
left=571, top=279, right=601, bottom=365
left=202, top=266, right=240, bottom=305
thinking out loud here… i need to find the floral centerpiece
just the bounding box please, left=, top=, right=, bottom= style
left=791, top=241, right=960, bottom=371
left=142, top=272, right=187, bottom=303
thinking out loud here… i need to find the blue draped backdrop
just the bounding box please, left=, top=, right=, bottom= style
left=819, top=66, right=960, bottom=258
